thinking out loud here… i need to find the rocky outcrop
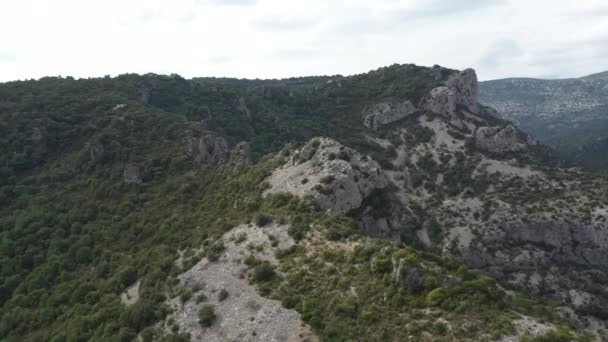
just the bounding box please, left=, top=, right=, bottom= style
left=183, top=122, right=229, bottom=166
left=29, top=127, right=47, bottom=163
left=475, top=125, right=526, bottom=153
left=123, top=163, right=143, bottom=184
left=87, top=138, right=106, bottom=163
left=446, top=69, right=479, bottom=114
left=423, top=68, right=479, bottom=115
left=465, top=220, right=608, bottom=272
left=265, top=138, right=387, bottom=215
left=229, top=141, right=252, bottom=172
left=236, top=96, right=251, bottom=119
left=363, top=101, right=417, bottom=130
left=452, top=218, right=608, bottom=339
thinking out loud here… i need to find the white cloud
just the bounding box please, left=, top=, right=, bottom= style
left=0, top=0, right=607, bottom=81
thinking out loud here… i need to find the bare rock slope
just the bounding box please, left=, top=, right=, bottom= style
left=167, top=223, right=317, bottom=342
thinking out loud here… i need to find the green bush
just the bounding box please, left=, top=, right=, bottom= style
left=254, top=213, right=273, bottom=227
left=426, top=287, right=447, bottom=306
left=253, top=262, right=276, bottom=282
left=198, top=305, right=217, bottom=327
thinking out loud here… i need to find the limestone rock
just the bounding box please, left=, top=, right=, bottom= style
left=183, top=122, right=229, bottom=166
left=423, top=86, right=457, bottom=115
left=446, top=68, right=479, bottom=114
left=229, top=141, right=252, bottom=171
left=475, top=125, right=526, bottom=153
left=29, top=127, right=47, bottom=163
left=265, top=138, right=387, bottom=215
left=123, top=163, right=143, bottom=184
left=87, top=138, right=106, bottom=163
left=423, top=68, right=479, bottom=115
left=236, top=96, right=251, bottom=119
left=363, top=101, right=417, bottom=130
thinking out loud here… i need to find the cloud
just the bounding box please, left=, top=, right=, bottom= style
left=478, top=39, right=525, bottom=68
left=204, top=0, right=257, bottom=6
left=252, top=15, right=320, bottom=31
left=0, top=51, right=18, bottom=61
left=396, top=0, right=506, bottom=18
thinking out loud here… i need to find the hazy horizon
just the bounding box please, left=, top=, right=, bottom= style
left=2, top=0, right=608, bottom=82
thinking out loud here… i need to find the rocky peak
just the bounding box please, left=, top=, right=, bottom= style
left=423, top=68, right=480, bottom=116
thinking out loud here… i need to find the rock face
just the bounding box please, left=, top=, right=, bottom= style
left=475, top=125, right=526, bottom=153
left=265, top=138, right=387, bottom=215
left=87, top=138, right=106, bottom=163
left=423, top=69, right=479, bottom=115
left=445, top=69, right=479, bottom=114
left=123, top=163, right=143, bottom=184
left=229, top=141, right=252, bottom=172
left=169, top=223, right=317, bottom=342
left=183, top=122, right=229, bottom=166
left=466, top=220, right=608, bottom=272
left=363, top=101, right=417, bottom=130
left=29, top=127, right=47, bottom=163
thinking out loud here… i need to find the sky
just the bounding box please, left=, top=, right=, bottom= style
left=1, top=0, right=607, bottom=82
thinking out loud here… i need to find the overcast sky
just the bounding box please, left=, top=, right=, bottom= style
left=1, top=0, right=607, bottom=82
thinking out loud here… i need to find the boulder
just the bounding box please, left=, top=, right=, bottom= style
left=265, top=138, right=387, bottom=215
left=363, top=101, right=417, bottom=130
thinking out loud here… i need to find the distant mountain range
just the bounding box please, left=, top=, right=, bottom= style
left=479, top=71, right=608, bottom=169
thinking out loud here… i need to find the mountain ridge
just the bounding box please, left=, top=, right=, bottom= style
left=1, top=64, right=607, bottom=341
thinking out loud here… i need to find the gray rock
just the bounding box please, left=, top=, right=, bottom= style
left=229, top=141, right=252, bottom=172
left=123, top=163, right=143, bottom=184
left=30, top=127, right=47, bottom=162
left=392, top=257, right=425, bottom=291
left=475, top=125, right=526, bottom=153
left=265, top=138, right=387, bottom=215
left=423, top=68, right=479, bottom=115
left=446, top=68, right=479, bottom=114
left=363, top=101, right=417, bottom=130
left=183, top=122, right=229, bottom=166
left=236, top=96, right=251, bottom=119
left=423, top=86, right=457, bottom=115
left=87, top=138, right=105, bottom=163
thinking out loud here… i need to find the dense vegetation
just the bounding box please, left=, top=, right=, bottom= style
left=0, top=65, right=596, bottom=341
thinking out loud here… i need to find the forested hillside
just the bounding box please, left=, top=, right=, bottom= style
left=0, top=65, right=605, bottom=341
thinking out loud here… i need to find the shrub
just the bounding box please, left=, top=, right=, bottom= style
left=254, top=213, right=273, bottom=227
left=372, top=257, right=392, bottom=273
left=253, top=262, right=276, bottom=282
left=198, top=305, right=217, bottom=327
left=205, top=241, right=225, bottom=262
left=334, top=298, right=357, bottom=318
left=319, top=175, right=335, bottom=184
left=426, top=287, right=447, bottom=306
left=218, top=289, right=229, bottom=302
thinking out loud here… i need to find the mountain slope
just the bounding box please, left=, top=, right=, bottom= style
left=0, top=65, right=606, bottom=341
left=479, top=73, right=608, bottom=169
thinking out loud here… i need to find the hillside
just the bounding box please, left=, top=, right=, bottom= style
left=478, top=73, right=608, bottom=169
left=1, top=65, right=607, bottom=341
